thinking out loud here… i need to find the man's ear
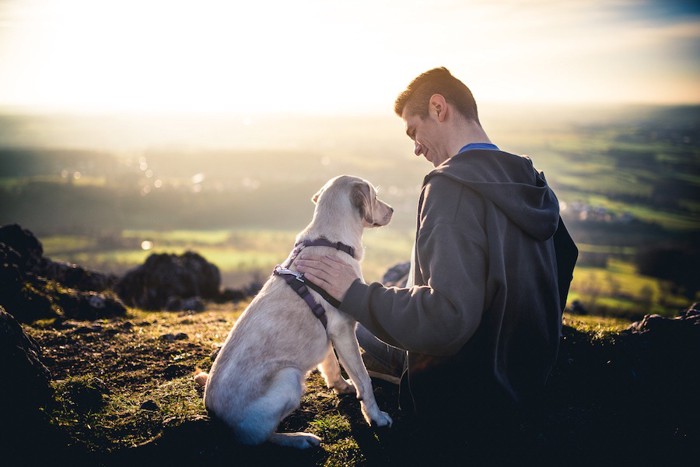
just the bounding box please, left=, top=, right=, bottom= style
left=351, top=181, right=373, bottom=224
left=429, top=93, right=448, bottom=122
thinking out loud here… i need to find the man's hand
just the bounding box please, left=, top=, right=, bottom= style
left=295, top=254, right=362, bottom=303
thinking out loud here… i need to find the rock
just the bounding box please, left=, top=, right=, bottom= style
left=0, top=306, right=78, bottom=465
left=140, top=399, right=160, bottom=411
left=0, top=224, right=44, bottom=270
left=0, top=306, right=52, bottom=407
left=217, top=287, right=247, bottom=304
left=537, top=302, right=700, bottom=461
left=159, top=332, right=189, bottom=342
left=10, top=274, right=57, bottom=323
left=0, top=306, right=53, bottom=450
left=115, top=252, right=221, bottom=310
left=58, top=290, right=127, bottom=320
left=0, top=223, right=115, bottom=292
left=163, top=364, right=190, bottom=379
left=59, top=376, right=110, bottom=413
left=40, top=259, right=117, bottom=292
left=0, top=224, right=126, bottom=323
left=0, top=241, right=56, bottom=322
left=381, top=262, right=410, bottom=287
left=0, top=243, right=23, bottom=301
left=165, top=296, right=205, bottom=312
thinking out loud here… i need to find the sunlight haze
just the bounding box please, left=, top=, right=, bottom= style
left=0, top=0, right=698, bottom=114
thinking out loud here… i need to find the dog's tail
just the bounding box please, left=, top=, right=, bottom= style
left=194, top=371, right=209, bottom=388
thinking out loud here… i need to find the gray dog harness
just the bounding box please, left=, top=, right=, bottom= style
left=272, top=238, right=355, bottom=329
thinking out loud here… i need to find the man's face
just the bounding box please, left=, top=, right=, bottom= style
left=401, top=108, right=448, bottom=168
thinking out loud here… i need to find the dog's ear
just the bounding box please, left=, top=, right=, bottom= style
left=351, top=181, right=373, bottom=224
left=312, top=187, right=323, bottom=204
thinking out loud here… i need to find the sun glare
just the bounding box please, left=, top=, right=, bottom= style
left=0, top=0, right=698, bottom=114
left=1, top=0, right=404, bottom=114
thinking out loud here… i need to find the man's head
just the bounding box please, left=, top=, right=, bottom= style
left=394, top=67, right=479, bottom=123
left=395, top=67, right=483, bottom=167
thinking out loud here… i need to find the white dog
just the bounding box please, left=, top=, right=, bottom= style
left=195, top=175, right=393, bottom=449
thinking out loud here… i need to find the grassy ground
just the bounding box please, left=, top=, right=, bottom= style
left=23, top=303, right=641, bottom=466
left=27, top=303, right=403, bottom=466
left=21, top=297, right=700, bottom=467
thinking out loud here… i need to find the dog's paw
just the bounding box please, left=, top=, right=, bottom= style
left=331, top=378, right=355, bottom=395
left=269, top=432, right=322, bottom=449
left=371, top=410, right=393, bottom=428
left=362, top=404, right=393, bottom=428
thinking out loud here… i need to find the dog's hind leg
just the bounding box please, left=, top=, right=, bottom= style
left=235, top=367, right=322, bottom=449
left=330, top=321, right=393, bottom=428
left=318, top=345, right=355, bottom=395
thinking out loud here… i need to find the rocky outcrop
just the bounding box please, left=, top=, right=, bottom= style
left=115, top=252, right=222, bottom=310
left=524, top=303, right=700, bottom=464
left=0, top=306, right=83, bottom=465
left=0, top=306, right=52, bottom=406
left=0, top=224, right=126, bottom=322
left=0, top=306, right=53, bottom=451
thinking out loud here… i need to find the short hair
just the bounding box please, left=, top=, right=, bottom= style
left=394, top=67, right=479, bottom=122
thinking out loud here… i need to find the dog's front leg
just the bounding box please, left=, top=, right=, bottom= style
left=318, top=345, right=355, bottom=395
left=330, top=321, right=392, bottom=427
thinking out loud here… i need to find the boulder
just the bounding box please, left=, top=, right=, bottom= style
left=533, top=303, right=700, bottom=463
left=40, top=259, right=117, bottom=292
left=0, top=306, right=53, bottom=437
left=115, top=251, right=221, bottom=310
left=0, top=224, right=126, bottom=322
left=0, top=223, right=44, bottom=270
left=0, top=245, right=56, bottom=322
left=382, top=262, right=410, bottom=287
left=58, top=290, right=127, bottom=320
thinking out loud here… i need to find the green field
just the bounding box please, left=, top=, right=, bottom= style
left=40, top=227, right=691, bottom=319
left=41, top=228, right=416, bottom=289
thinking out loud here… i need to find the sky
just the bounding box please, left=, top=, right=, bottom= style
left=0, top=0, right=698, bottom=115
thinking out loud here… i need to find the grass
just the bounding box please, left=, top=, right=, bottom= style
left=26, top=303, right=402, bottom=465
left=568, top=258, right=690, bottom=317
left=562, top=313, right=631, bottom=335
left=33, top=306, right=241, bottom=451
left=27, top=302, right=641, bottom=465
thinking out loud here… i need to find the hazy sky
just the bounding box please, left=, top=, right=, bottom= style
left=0, top=0, right=698, bottom=114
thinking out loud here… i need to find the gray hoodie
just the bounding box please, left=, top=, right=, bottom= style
left=340, top=148, right=577, bottom=416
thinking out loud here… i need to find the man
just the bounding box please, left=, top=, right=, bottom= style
left=297, top=67, right=577, bottom=421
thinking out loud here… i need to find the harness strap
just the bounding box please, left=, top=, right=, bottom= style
left=298, top=239, right=355, bottom=259
left=273, top=237, right=355, bottom=329
left=275, top=268, right=328, bottom=328
left=283, top=238, right=356, bottom=268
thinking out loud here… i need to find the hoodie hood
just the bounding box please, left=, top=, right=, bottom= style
left=426, top=149, right=560, bottom=241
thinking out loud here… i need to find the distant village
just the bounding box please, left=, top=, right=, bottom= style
left=560, top=201, right=635, bottom=224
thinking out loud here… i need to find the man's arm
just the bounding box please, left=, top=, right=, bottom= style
left=299, top=185, right=488, bottom=358
left=339, top=220, right=486, bottom=356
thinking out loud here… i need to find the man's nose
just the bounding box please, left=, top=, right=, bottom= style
left=414, top=141, right=423, bottom=156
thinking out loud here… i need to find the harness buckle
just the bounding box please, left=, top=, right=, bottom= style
left=274, top=266, right=305, bottom=283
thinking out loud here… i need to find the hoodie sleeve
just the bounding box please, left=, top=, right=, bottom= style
left=339, top=177, right=487, bottom=356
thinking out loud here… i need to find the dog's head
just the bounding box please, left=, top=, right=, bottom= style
left=312, top=175, right=393, bottom=228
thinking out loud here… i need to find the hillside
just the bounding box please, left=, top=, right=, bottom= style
left=1, top=224, right=699, bottom=466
